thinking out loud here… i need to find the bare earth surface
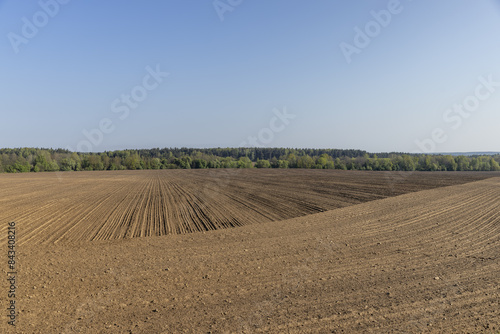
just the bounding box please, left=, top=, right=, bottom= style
left=0, top=169, right=497, bottom=245
left=0, top=170, right=499, bottom=333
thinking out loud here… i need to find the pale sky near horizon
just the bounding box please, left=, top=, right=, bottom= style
left=1, top=0, right=500, bottom=153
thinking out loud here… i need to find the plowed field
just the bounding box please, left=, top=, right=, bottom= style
left=0, top=170, right=499, bottom=333
left=0, top=169, right=496, bottom=245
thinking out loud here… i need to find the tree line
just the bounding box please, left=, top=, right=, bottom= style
left=0, top=147, right=499, bottom=173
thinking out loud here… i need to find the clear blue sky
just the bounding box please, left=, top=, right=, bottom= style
left=1, top=0, right=499, bottom=153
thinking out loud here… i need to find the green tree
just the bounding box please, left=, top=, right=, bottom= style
left=277, top=160, right=289, bottom=168
left=255, top=159, right=271, bottom=168
left=334, top=158, right=347, bottom=170
left=60, top=158, right=77, bottom=171
left=124, top=153, right=143, bottom=170
left=297, top=155, right=314, bottom=169
left=455, top=156, right=470, bottom=171
left=34, top=152, right=59, bottom=171
left=192, top=159, right=208, bottom=169
left=150, top=158, right=161, bottom=169
left=6, top=162, right=30, bottom=173
left=316, top=154, right=329, bottom=169
left=237, top=157, right=253, bottom=168
left=490, top=158, right=500, bottom=171
left=402, top=155, right=416, bottom=171
left=286, top=153, right=298, bottom=168
left=379, top=158, right=393, bottom=171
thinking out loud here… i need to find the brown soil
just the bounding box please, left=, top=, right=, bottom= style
left=0, top=169, right=497, bottom=245
left=0, top=170, right=499, bottom=333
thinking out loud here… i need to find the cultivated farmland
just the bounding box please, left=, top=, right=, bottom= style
left=0, top=170, right=499, bottom=333
left=0, top=169, right=496, bottom=246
